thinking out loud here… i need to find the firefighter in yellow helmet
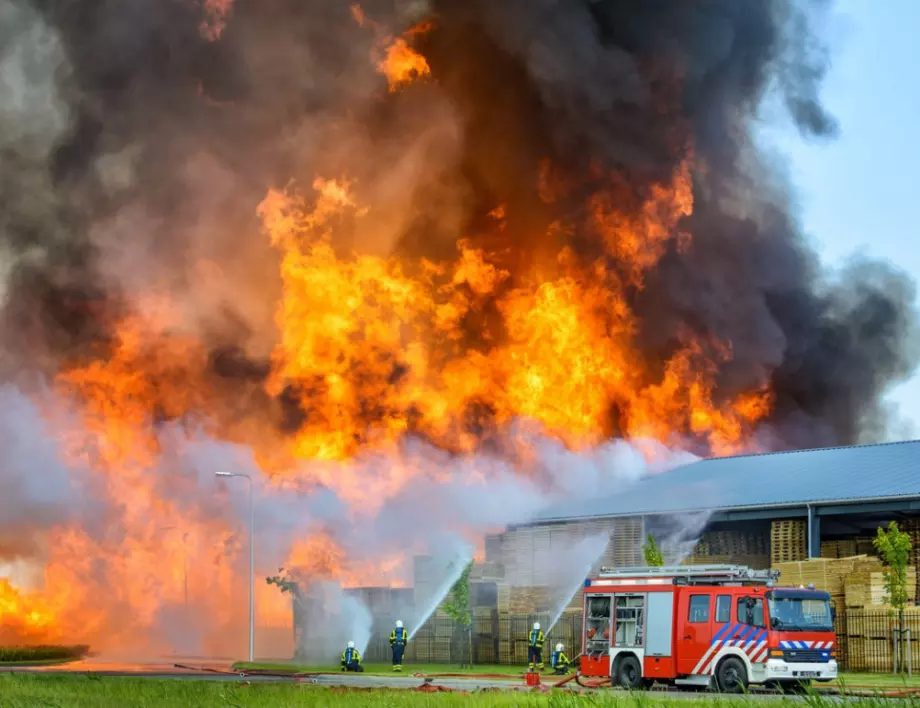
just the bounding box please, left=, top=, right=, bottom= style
left=527, top=622, right=545, bottom=671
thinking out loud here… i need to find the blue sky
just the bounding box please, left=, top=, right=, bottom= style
left=761, top=0, right=920, bottom=440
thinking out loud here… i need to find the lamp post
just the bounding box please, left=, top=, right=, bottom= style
left=216, top=471, right=254, bottom=663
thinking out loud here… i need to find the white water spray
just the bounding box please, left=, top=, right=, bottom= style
left=408, top=548, right=473, bottom=640
left=545, top=533, right=610, bottom=633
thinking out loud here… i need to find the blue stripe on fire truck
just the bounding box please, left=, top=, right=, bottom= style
left=779, top=640, right=834, bottom=654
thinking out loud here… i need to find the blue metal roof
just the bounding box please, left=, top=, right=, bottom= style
left=536, top=440, right=920, bottom=522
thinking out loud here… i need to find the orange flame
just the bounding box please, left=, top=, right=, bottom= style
left=199, top=0, right=233, bottom=41
left=352, top=4, right=433, bottom=92
left=0, top=580, right=57, bottom=642
left=0, top=138, right=772, bottom=651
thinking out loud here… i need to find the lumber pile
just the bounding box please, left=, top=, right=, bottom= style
left=821, top=540, right=859, bottom=559
left=773, top=556, right=861, bottom=608
left=694, top=530, right=769, bottom=558
left=507, top=586, right=553, bottom=614
left=845, top=565, right=917, bottom=608
left=771, top=520, right=807, bottom=564
left=689, top=553, right=771, bottom=569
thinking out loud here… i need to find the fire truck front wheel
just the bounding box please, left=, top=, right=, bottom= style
left=614, top=655, right=648, bottom=690
left=715, top=657, right=748, bottom=694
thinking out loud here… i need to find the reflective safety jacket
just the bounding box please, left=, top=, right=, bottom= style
left=341, top=647, right=362, bottom=667
left=390, top=627, right=408, bottom=646
left=551, top=650, right=570, bottom=669
left=528, top=629, right=545, bottom=649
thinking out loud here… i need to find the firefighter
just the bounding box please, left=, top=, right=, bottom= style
left=389, top=619, right=408, bottom=671
left=550, top=643, right=570, bottom=675
left=340, top=641, right=364, bottom=672
left=527, top=621, right=545, bottom=671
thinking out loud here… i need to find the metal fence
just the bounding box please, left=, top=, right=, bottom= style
left=362, top=612, right=583, bottom=665
left=836, top=609, right=920, bottom=673
left=361, top=609, right=917, bottom=672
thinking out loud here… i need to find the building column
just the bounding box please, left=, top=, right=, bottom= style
left=807, top=505, right=821, bottom=558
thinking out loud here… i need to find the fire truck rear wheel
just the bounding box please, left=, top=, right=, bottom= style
left=615, top=655, right=647, bottom=690
left=715, top=657, right=748, bottom=694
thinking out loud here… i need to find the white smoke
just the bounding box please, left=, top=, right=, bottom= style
left=0, top=374, right=701, bottom=660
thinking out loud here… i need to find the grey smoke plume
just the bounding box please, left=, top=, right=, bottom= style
left=0, top=0, right=913, bottom=447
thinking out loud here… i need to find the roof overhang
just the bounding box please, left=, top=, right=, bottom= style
left=518, top=493, right=920, bottom=529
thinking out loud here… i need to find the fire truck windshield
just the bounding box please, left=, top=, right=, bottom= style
left=767, top=591, right=833, bottom=632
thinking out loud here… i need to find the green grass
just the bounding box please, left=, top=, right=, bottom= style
left=4, top=673, right=920, bottom=707
left=831, top=671, right=920, bottom=688
left=0, top=645, right=89, bottom=664
left=0, top=674, right=899, bottom=708
left=232, top=662, right=522, bottom=676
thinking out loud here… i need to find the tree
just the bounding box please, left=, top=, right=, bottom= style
left=266, top=567, right=301, bottom=595
left=442, top=562, right=473, bottom=668
left=873, top=521, right=913, bottom=672
left=643, top=534, right=664, bottom=567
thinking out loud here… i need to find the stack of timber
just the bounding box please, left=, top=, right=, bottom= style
left=694, top=530, right=769, bottom=558
left=821, top=540, right=859, bottom=559
left=771, top=520, right=807, bottom=564
left=773, top=556, right=860, bottom=607
left=689, top=553, right=771, bottom=569
left=508, top=586, right=553, bottom=614
left=845, top=563, right=917, bottom=608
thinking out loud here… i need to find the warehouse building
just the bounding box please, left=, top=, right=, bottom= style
left=465, top=440, right=920, bottom=670
left=527, top=438, right=920, bottom=565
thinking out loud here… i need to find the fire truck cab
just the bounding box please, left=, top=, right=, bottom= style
left=580, top=565, right=837, bottom=693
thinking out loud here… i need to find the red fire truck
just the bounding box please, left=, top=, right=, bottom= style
left=580, top=565, right=837, bottom=693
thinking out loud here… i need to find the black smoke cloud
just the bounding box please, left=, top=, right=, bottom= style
left=1, top=0, right=917, bottom=449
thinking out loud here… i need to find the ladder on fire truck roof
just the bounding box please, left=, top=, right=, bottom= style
left=596, top=565, right=780, bottom=586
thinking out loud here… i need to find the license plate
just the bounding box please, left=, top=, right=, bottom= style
left=795, top=671, right=819, bottom=678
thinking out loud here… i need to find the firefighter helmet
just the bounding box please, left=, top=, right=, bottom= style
left=347, top=641, right=355, bottom=649
left=533, top=622, right=541, bottom=630
left=556, top=643, right=563, bottom=651
left=396, top=620, right=403, bottom=628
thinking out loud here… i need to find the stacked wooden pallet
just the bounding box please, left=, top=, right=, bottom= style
left=821, top=540, right=859, bottom=559
left=694, top=530, right=769, bottom=557
left=845, top=565, right=917, bottom=608
left=508, top=586, right=552, bottom=614
left=689, top=553, right=771, bottom=569
left=855, top=537, right=878, bottom=557
left=771, top=520, right=807, bottom=564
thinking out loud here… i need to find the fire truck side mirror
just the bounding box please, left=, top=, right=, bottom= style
left=770, top=616, right=779, bottom=629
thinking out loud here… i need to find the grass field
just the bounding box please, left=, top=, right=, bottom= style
left=0, top=674, right=910, bottom=708
left=233, top=662, right=920, bottom=688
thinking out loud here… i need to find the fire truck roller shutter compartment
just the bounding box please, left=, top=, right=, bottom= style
left=644, top=591, right=675, bottom=679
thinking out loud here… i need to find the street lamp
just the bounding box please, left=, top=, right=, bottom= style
left=216, top=471, right=254, bottom=663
